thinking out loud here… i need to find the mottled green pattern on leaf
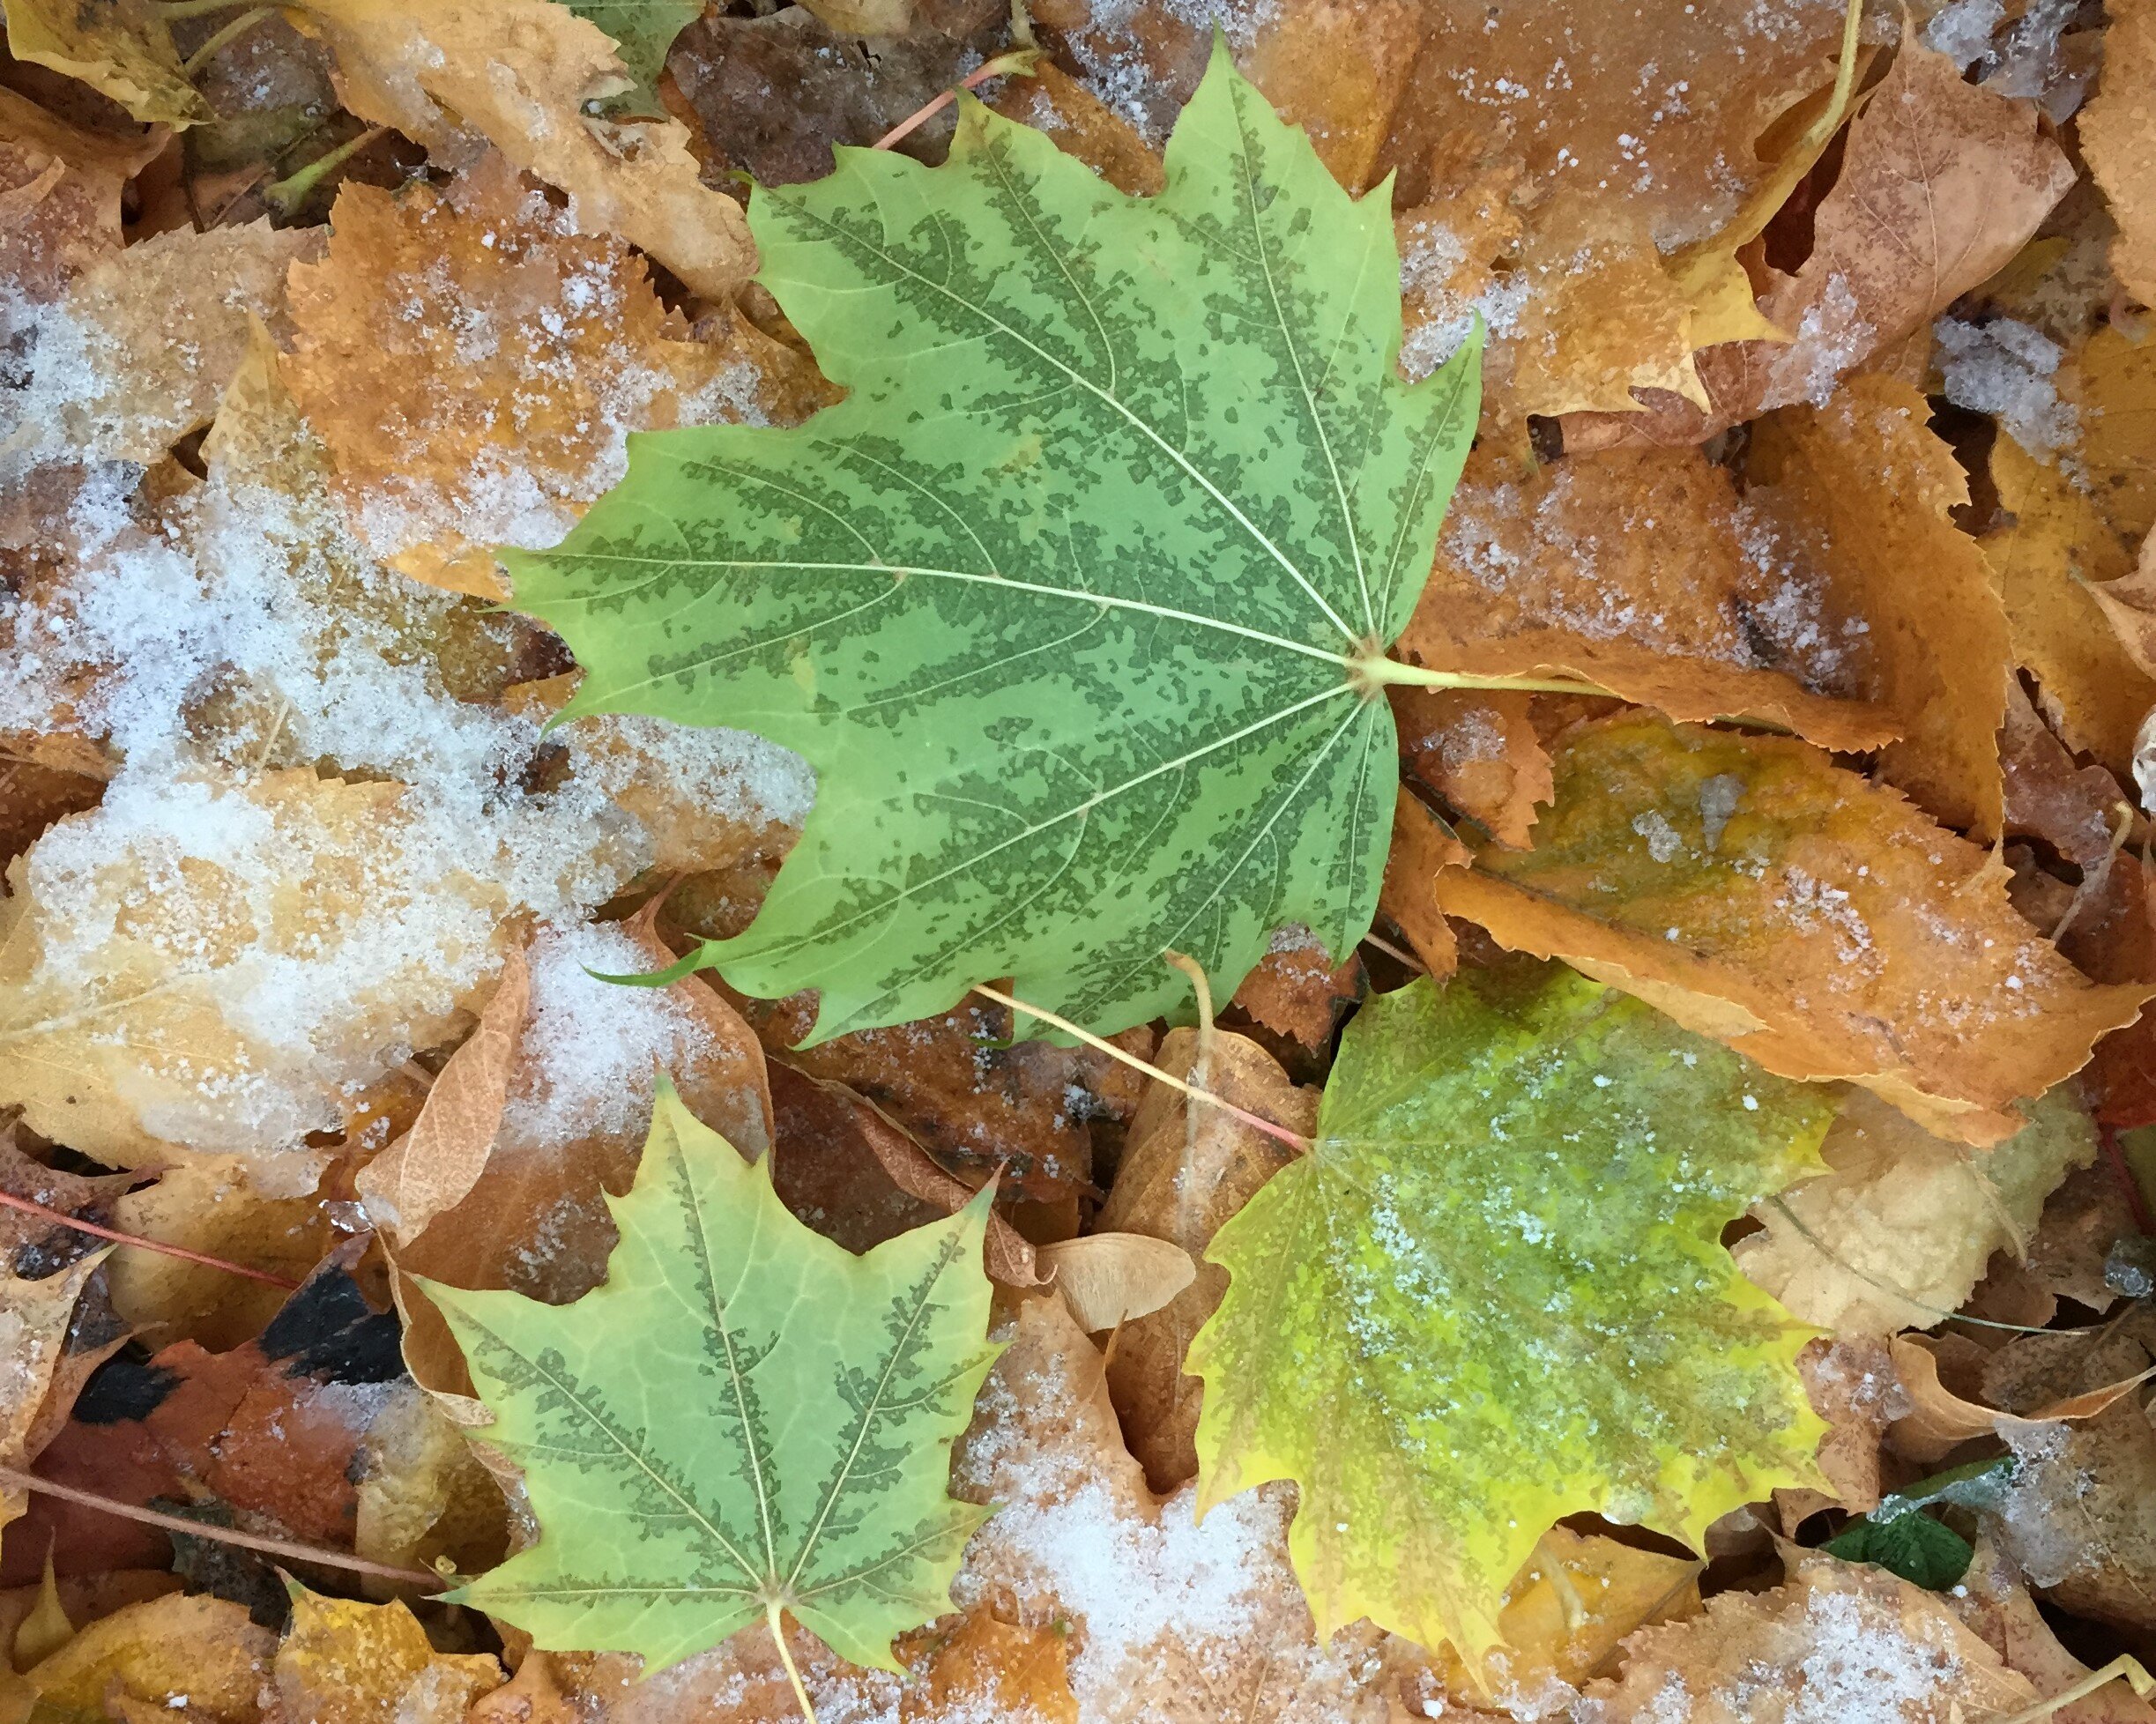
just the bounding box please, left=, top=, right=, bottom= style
left=1190, top=963, right=1833, bottom=1667
left=0, top=0, right=205, bottom=123
left=426, top=1081, right=998, bottom=1676
left=509, top=46, right=1479, bottom=1044
left=566, top=0, right=698, bottom=114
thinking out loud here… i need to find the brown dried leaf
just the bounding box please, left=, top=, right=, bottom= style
left=1734, top=1087, right=2097, bottom=1336
left=1887, top=1334, right=2152, bottom=1464
left=1955, top=1540, right=2156, bottom=1724
left=1037, top=1232, right=1193, bottom=1333
left=1987, top=434, right=2156, bottom=776
left=1097, top=1026, right=1312, bottom=1492
left=1580, top=1551, right=2037, bottom=1722
left=273, top=1588, right=503, bottom=1724
left=2001, top=679, right=2131, bottom=869
left=2061, top=324, right=2156, bottom=549
left=2089, top=531, right=2156, bottom=683
left=0, top=1251, right=113, bottom=1530
left=1743, top=373, right=2011, bottom=836
left=19, top=1595, right=272, bottom=1723
left=3, top=220, right=318, bottom=473
left=1989, top=1402, right=2156, bottom=1633
left=1396, top=443, right=1894, bottom=751
left=1377, top=788, right=1470, bottom=980
left=0, top=89, right=158, bottom=306
left=1785, top=1336, right=1906, bottom=1522
left=1224, top=929, right=1362, bottom=1059
left=991, top=61, right=1163, bottom=197
left=1232, top=0, right=1422, bottom=194
left=356, top=944, right=531, bottom=1248
left=2081, top=0, right=2156, bottom=310
left=1394, top=687, right=1550, bottom=851
left=1433, top=712, right=2152, bottom=1145
left=285, top=158, right=795, bottom=601
left=291, top=0, right=754, bottom=300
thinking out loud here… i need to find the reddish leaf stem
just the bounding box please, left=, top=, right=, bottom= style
left=873, top=49, right=1042, bottom=152
left=0, top=1189, right=300, bottom=1289
left=0, top=1466, right=442, bottom=1587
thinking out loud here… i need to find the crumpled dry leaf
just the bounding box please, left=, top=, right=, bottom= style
left=1955, top=1537, right=2156, bottom=1724
left=17, top=1594, right=272, bottom=1723
left=2001, top=677, right=2132, bottom=869
left=1378, top=789, right=1473, bottom=982
left=2, top=219, right=319, bottom=475
left=383, top=915, right=772, bottom=1311
left=0, top=0, right=205, bottom=123
left=1743, top=373, right=2011, bottom=836
left=0, top=765, right=502, bottom=1169
left=2088, top=533, right=2156, bottom=686
left=1783, top=1336, right=1907, bottom=1524
left=1223, top=929, right=1362, bottom=1063
left=1433, top=712, right=2152, bottom=1145
left=1579, top=1549, right=2038, bottom=1722
left=21, top=1244, right=504, bottom=1580
left=1985, top=433, right=2156, bottom=776
left=1734, top=1086, right=2097, bottom=1335
left=1230, top=0, right=1421, bottom=195
left=105, top=1155, right=338, bottom=1352
left=0, top=89, right=159, bottom=306
left=1989, top=1401, right=2156, bottom=1633
left=2080, top=0, right=2156, bottom=310
left=1886, top=1334, right=2152, bottom=1465
left=1563, top=31, right=2075, bottom=451
left=1396, top=443, right=1893, bottom=752
left=896, top=1607, right=1080, bottom=1724
left=285, top=157, right=799, bottom=602
left=992, top=60, right=1163, bottom=197
left=1097, top=1026, right=1312, bottom=1493
left=1036, top=1232, right=1193, bottom=1334
left=289, top=0, right=755, bottom=301
left=0, top=1250, right=118, bottom=1531
left=1394, top=687, right=1551, bottom=851
left=274, top=1587, right=503, bottom=1724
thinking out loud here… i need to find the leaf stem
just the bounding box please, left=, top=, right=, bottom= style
left=154, top=0, right=253, bottom=18
left=0, top=1466, right=440, bottom=1587
left=1364, top=658, right=1616, bottom=699
left=972, top=983, right=1314, bottom=1154
left=261, top=125, right=386, bottom=218
left=181, top=5, right=271, bottom=74
left=1991, top=1655, right=2154, bottom=1724
left=873, top=49, right=1044, bottom=152
left=767, top=1604, right=821, bottom=1724
left=0, top=1189, right=300, bottom=1289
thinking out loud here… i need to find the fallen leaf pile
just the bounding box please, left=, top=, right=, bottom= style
left=4, top=0, right=2156, bottom=1720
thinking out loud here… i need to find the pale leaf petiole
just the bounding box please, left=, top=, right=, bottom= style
left=767, top=1603, right=822, bottom=1724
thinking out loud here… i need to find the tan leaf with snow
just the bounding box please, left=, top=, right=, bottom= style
left=288, top=0, right=754, bottom=301
left=1434, top=713, right=2152, bottom=1145
left=1394, top=687, right=1550, bottom=851
left=286, top=159, right=798, bottom=600
left=0, top=89, right=160, bottom=305
left=1733, top=1087, right=2096, bottom=1336
left=1395, top=443, right=1893, bottom=752
left=1580, top=1552, right=2037, bottom=1722
left=1743, top=373, right=2011, bottom=837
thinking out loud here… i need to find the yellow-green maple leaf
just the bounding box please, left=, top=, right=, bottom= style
left=1189, top=961, right=1832, bottom=1669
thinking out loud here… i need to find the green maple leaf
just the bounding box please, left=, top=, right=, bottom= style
left=424, top=1081, right=998, bottom=1676
left=508, top=44, right=1480, bottom=1045
left=566, top=0, right=698, bottom=115
left=1188, top=962, right=1833, bottom=1668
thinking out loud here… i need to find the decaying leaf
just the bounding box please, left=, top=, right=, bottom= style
left=1097, top=1025, right=1312, bottom=1492
left=1986, top=433, right=2156, bottom=776
left=287, top=0, right=755, bottom=301
left=0, top=0, right=205, bottom=123
left=1734, top=1086, right=2097, bottom=1335
left=3, top=220, right=319, bottom=474
left=0, top=88, right=160, bottom=306
left=1580, top=1549, right=2038, bottom=1721
left=1436, top=713, right=2152, bottom=1145
left=1192, top=962, right=1831, bottom=1668
left=273, top=1587, right=504, bottom=1724
left=431, top=1081, right=996, bottom=1676
left=1743, top=373, right=2011, bottom=836
left=513, top=49, right=1480, bottom=1044
left=17, top=1594, right=273, bottom=1723
left=2080, top=0, right=2156, bottom=310
left=284, top=157, right=794, bottom=602
left=1989, top=1403, right=2156, bottom=1634
left=1393, top=687, right=1550, bottom=851
left=1377, top=789, right=1472, bottom=980
left=0, top=1250, right=115, bottom=1529
left=1036, top=1232, right=1193, bottom=1334
left=1396, top=443, right=1892, bottom=752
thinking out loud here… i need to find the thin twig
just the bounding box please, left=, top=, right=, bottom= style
left=1359, top=930, right=1424, bottom=973
left=971, top=983, right=1313, bottom=1153
left=0, top=1189, right=299, bottom=1289
left=182, top=4, right=271, bottom=75
left=0, top=1467, right=441, bottom=1587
